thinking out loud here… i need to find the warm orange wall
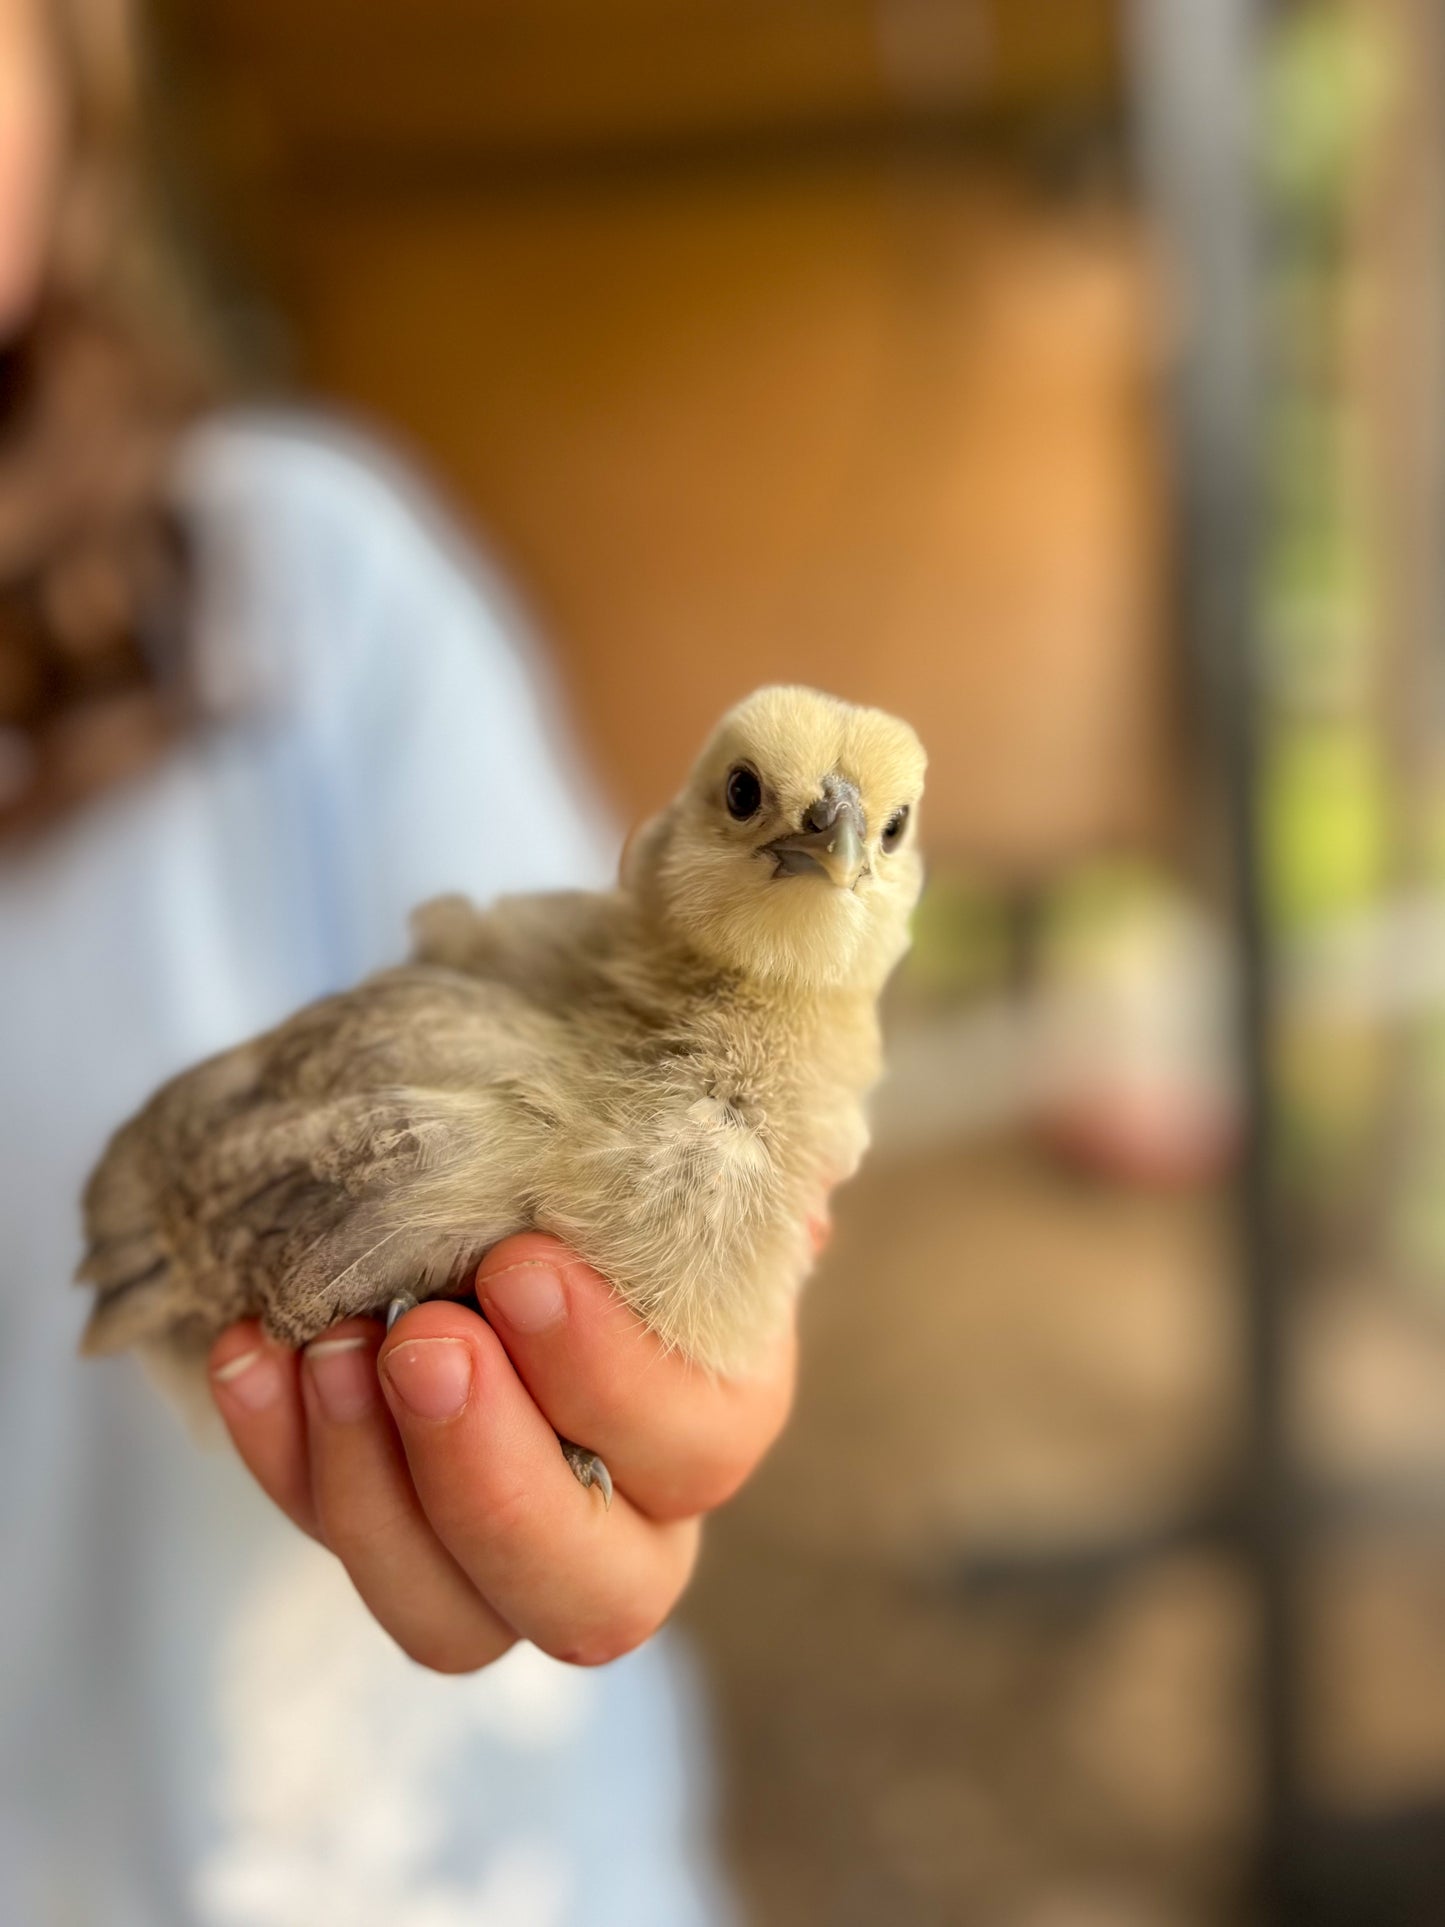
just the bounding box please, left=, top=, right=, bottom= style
left=282, top=174, right=1173, bottom=873
left=166, top=0, right=1122, bottom=165
left=161, top=0, right=1178, bottom=876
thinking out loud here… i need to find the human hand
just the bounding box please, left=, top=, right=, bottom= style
left=207, top=1232, right=796, bottom=1673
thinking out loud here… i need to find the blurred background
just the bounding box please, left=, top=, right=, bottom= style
left=79, top=0, right=1445, bottom=1919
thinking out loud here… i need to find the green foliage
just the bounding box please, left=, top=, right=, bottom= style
left=1266, top=723, right=1391, bottom=931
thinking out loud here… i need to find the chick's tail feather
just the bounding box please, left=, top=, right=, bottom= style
left=77, top=1119, right=177, bottom=1354
left=78, top=1254, right=176, bottom=1356
left=77, top=1076, right=530, bottom=1356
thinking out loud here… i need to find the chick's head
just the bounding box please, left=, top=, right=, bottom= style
left=634, top=686, right=927, bottom=992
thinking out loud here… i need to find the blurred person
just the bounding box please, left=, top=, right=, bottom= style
left=0, top=1, right=792, bottom=1919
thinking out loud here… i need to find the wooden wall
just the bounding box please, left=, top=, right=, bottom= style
left=157, top=0, right=1178, bottom=874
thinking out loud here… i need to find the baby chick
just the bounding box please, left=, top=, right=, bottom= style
left=78, top=686, right=926, bottom=1495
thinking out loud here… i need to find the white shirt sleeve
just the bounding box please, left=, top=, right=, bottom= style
left=179, top=415, right=621, bottom=985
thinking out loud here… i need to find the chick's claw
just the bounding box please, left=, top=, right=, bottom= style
left=386, top=1294, right=418, bottom=1333
left=561, top=1439, right=613, bottom=1508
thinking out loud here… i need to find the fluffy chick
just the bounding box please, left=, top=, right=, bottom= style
left=79, top=686, right=926, bottom=1485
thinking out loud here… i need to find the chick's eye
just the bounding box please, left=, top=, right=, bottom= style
left=881, top=806, right=910, bottom=851
left=725, top=765, right=762, bottom=820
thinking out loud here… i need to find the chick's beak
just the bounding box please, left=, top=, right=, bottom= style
left=764, top=784, right=867, bottom=888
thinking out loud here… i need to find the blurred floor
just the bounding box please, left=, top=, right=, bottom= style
left=682, top=1127, right=1246, bottom=1927
left=681, top=1087, right=1445, bottom=1924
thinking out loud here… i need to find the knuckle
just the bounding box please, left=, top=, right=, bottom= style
left=536, top=1524, right=700, bottom=1665
left=673, top=1428, right=775, bottom=1519
left=753, top=1361, right=797, bottom=1449
left=695, top=1441, right=762, bottom=1512
left=641, top=1456, right=746, bottom=1523
left=390, top=1623, right=512, bottom=1676
left=548, top=1610, right=661, bottom=1669
left=641, top=1360, right=794, bottom=1521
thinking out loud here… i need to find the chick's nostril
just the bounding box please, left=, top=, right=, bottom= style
left=802, top=773, right=862, bottom=834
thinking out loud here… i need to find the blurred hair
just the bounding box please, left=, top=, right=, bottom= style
left=0, top=0, right=227, bottom=838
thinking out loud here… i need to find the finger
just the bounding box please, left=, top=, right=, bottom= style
left=474, top=1234, right=796, bottom=1523
left=377, top=1302, right=701, bottom=1665
left=209, top=1322, right=319, bottom=1540
left=299, top=1318, right=517, bottom=1674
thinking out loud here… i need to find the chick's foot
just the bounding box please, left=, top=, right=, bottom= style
left=560, top=1439, right=613, bottom=1508
left=383, top=1296, right=610, bottom=1505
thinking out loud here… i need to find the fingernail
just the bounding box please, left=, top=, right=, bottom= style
left=211, top=1347, right=280, bottom=1414
left=305, top=1335, right=378, bottom=1423
left=383, top=1339, right=473, bottom=1420
left=481, top=1262, right=566, bottom=1334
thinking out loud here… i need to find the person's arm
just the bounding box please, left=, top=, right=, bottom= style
left=209, top=1234, right=795, bottom=1671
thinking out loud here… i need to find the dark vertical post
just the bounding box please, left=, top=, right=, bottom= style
left=1125, top=1, right=1303, bottom=1916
